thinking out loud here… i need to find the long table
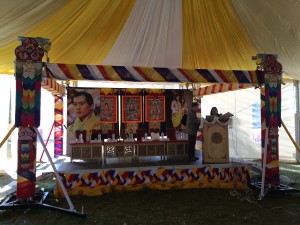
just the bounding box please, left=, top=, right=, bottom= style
left=103, top=141, right=135, bottom=159
left=70, top=139, right=188, bottom=162
left=135, top=140, right=166, bottom=160
left=70, top=142, right=102, bottom=162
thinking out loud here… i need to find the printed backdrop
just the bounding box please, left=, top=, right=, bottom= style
left=66, top=88, right=193, bottom=140
left=67, top=88, right=101, bottom=140
left=165, top=90, right=193, bottom=131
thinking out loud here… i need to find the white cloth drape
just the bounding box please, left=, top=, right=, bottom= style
left=103, top=0, right=182, bottom=68
left=231, top=0, right=300, bottom=79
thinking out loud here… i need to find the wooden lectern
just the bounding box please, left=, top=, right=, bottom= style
left=202, top=121, right=229, bottom=163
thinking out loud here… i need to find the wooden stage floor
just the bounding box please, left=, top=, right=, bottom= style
left=56, top=156, right=247, bottom=173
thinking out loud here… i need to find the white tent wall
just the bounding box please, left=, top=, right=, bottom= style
left=279, top=83, right=297, bottom=161
left=295, top=81, right=300, bottom=161
left=201, top=87, right=261, bottom=160
left=37, top=88, right=55, bottom=161
left=0, top=76, right=10, bottom=170
left=0, top=75, right=55, bottom=171
left=201, top=83, right=296, bottom=161
left=0, top=75, right=17, bottom=170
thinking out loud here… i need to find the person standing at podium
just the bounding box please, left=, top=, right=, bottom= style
left=210, top=107, right=222, bottom=117
left=187, top=102, right=201, bottom=161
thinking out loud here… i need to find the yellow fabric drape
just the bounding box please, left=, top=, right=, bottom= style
left=0, top=0, right=69, bottom=47
left=0, top=0, right=136, bottom=74
left=231, top=0, right=300, bottom=80
left=182, top=0, right=257, bottom=70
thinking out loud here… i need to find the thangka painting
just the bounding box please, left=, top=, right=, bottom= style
left=100, top=95, right=117, bottom=123
left=122, top=96, right=142, bottom=123
left=145, top=96, right=165, bottom=122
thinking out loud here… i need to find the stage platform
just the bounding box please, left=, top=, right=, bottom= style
left=54, top=157, right=251, bottom=197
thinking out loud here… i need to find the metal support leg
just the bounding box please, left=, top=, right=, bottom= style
left=0, top=127, right=86, bottom=218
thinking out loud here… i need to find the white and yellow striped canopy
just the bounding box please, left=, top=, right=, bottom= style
left=0, top=0, right=299, bottom=80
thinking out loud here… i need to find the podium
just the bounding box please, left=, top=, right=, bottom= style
left=202, top=120, right=229, bottom=163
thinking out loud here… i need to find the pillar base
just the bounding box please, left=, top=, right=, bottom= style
left=0, top=192, right=86, bottom=218
left=250, top=181, right=300, bottom=204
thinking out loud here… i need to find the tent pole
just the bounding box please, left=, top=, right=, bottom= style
left=34, top=127, right=75, bottom=211
left=259, top=127, right=269, bottom=201
left=294, top=81, right=300, bottom=162
left=39, top=122, right=55, bottom=162
left=0, top=125, right=16, bottom=149
left=282, top=120, right=300, bottom=154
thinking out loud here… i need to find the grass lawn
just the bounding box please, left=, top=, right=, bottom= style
left=0, top=163, right=299, bottom=225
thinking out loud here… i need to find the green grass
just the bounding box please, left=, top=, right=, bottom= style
left=0, top=188, right=299, bottom=225
left=0, top=163, right=299, bottom=225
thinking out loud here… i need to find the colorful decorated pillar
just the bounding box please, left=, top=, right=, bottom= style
left=256, top=54, right=282, bottom=186
left=54, top=96, right=64, bottom=157
left=195, top=97, right=203, bottom=155
left=15, top=37, right=45, bottom=199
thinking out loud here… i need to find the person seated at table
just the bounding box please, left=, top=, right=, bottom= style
left=210, top=107, right=222, bottom=117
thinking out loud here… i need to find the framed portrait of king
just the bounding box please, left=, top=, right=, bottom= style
left=100, top=95, right=117, bottom=123
left=122, top=96, right=142, bottom=123
left=145, top=95, right=165, bottom=122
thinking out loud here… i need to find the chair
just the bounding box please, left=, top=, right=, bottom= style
left=136, top=128, right=147, bottom=141
left=75, top=130, right=81, bottom=140
left=166, top=128, right=176, bottom=140
left=149, top=128, right=160, bottom=134
left=81, top=130, right=87, bottom=142
left=75, top=130, right=87, bottom=142
left=107, top=129, right=119, bottom=139
left=91, top=129, right=102, bottom=140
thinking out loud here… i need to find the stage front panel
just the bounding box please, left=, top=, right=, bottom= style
left=54, top=164, right=250, bottom=197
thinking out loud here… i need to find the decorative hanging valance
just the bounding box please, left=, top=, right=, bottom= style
left=193, top=83, right=254, bottom=97
left=44, top=63, right=264, bottom=84
left=41, top=78, right=63, bottom=96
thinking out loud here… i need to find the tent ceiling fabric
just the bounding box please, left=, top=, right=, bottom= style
left=182, top=0, right=256, bottom=70
left=232, top=0, right=300, bottom=79
left=0, top=0, right=69, bottom=46
left=103, top=0, right=183, bottom=68
left=0, top=0, right=299, bottom=80
left=0, top=0, right=136, bottom=74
